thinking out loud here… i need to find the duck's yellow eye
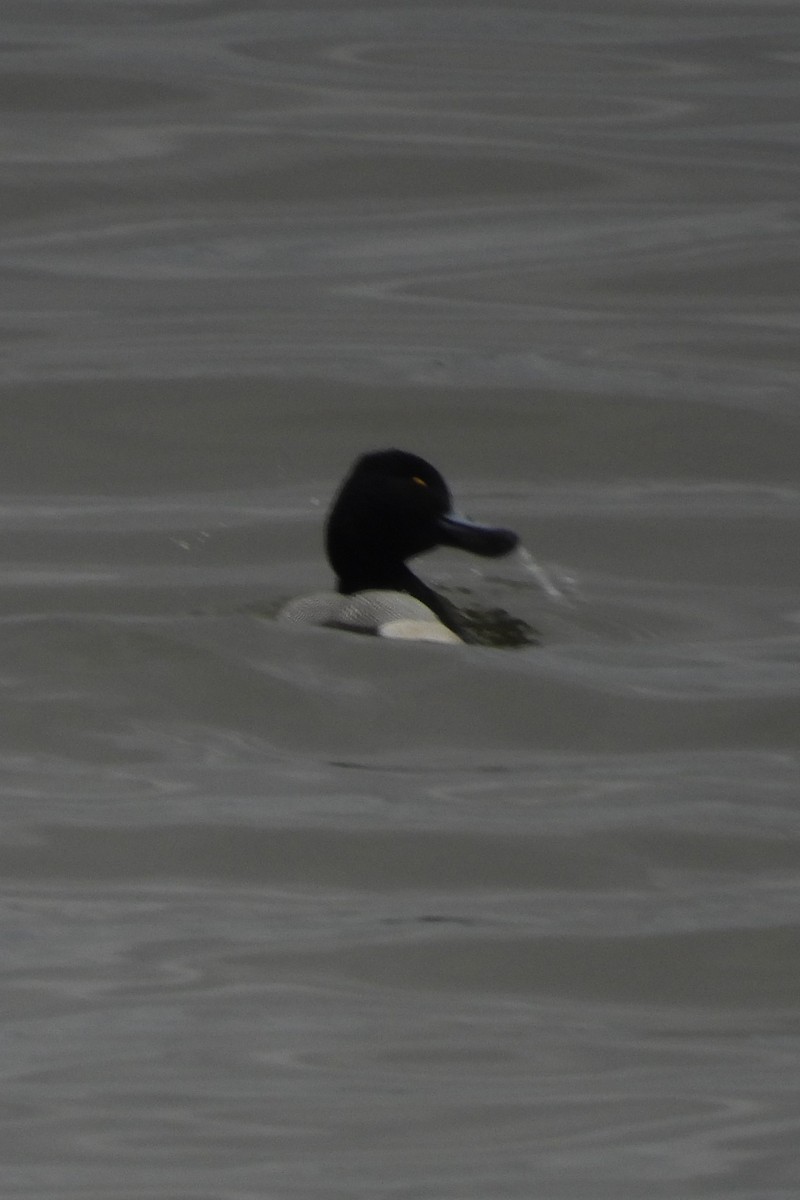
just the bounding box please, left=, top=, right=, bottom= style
left=411, top=476, right=427, bottom=487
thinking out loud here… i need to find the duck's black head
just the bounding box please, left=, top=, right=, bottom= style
left=325, top=449, right=518, bottom=631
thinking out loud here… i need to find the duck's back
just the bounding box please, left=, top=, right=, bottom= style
left=278, top=589, right=461, bottom=642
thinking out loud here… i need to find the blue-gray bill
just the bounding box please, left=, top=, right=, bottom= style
left=436, top=513, right=519, bottom=558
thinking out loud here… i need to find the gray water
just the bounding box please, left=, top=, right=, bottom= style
left=2, top=2, right=800, bottom=1197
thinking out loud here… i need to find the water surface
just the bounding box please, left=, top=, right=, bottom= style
left=1, top=1, right=799, bottom=1197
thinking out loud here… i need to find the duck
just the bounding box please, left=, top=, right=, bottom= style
left=279, top=449, right=519, bottom=642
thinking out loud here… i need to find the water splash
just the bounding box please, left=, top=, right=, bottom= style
left=515, top=546, right=576, bottom=604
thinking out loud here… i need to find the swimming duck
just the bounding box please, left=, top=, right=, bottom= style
left=279, top=449, right=519, bottom=642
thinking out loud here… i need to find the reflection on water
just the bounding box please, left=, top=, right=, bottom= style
left=1, top=1, right=799, bottom=1197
